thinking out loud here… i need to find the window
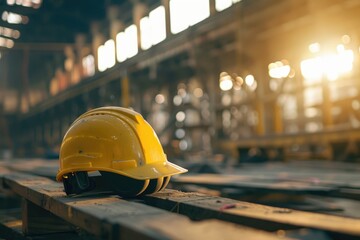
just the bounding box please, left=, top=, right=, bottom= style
left=1, top=11, right=28, bottom=24
left=82, top=54, right=95, bottom=77
left=0, top=36, right=14, bottom=48
left=116, top=24, right=138, bottom=62
left=170, top=0, right=210, bottom=34
left=140, top=6, right=166, bottom=50
left=216, top=0, right=241, bottom=12
left=97, top=39, right=115, bottom=72
left=97, top=45, right=106, bottom=72
left=116, top=32, right=126, bottom=62
left=150, top=6, right=166, bottom=45
left=140, top=17, right=152, bottom=50
left=189, top=0, right=210, bottom=26
left=105, top=39, right=116, bottom=69
left=301, top=47, right=354, bottom=84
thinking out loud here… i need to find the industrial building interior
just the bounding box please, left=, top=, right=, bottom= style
left=0, top=0, right=360, bottom=239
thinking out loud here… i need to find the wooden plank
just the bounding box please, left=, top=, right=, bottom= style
left=172, top=176, right=360, bottom=200
left=0, top=172, right=285, bottom=240
left=5, top=159, right=360, bottom=196
left=172, top=160, right=360, bottom=200
left=232, top=162, right=360, bottom=186
left=4, top=159, right=360, bottom=189
left=2, top=160, right=360, bottom=237
left=141, top=189, right=360, bottom=238
left=171, top=174, right=337, bottom=194
left=228, top=163, right=360, bottom=200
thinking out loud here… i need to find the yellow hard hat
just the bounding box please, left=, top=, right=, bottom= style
left=56, top=106, right=187, bottom=197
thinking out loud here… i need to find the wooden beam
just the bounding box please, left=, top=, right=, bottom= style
left=0, top=172, right=284, bottom=240
left=143, top=189, right=360, bottom=237
left=2, top=161, right=360, bottom=238
left=171, top=174, right=337, bottom=194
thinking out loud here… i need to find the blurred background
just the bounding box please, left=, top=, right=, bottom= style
left=1, top=2, right=360, bottom=238
left=0, top=0, right=359, bottom=165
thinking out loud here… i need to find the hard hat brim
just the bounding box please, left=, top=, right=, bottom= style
left=115, top=161, right=188, bottom=180
left=57, top=161, right=187, bottom=181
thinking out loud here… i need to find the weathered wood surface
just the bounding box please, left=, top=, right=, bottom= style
left=142, top=189, right=360, bottom=237
left=4, top=159, right=360, bottom=198
left=0, top=171, right=284, bottom=240
left=232, top=161, right=360, bottom=189
left=1, top=159, right=360, bottom=239
left=172, top=160, right=360, bottom=200
left=172, top=173, right=337, bottom=194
